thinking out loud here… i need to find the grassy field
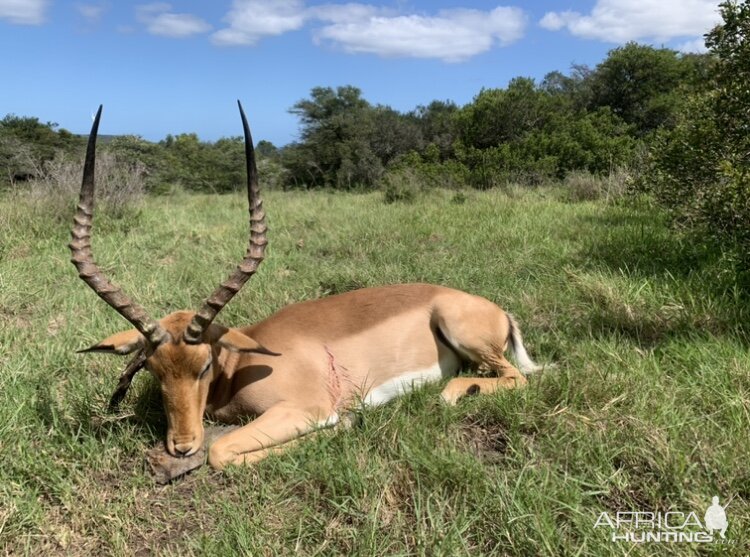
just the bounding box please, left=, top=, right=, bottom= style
left=0, top=187, right=748, bottom=555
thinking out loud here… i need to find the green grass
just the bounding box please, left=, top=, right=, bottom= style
left=0, top=187, right=748, bottom=555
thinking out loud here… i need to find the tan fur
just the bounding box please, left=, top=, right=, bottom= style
left=92, top=284, right=538, bottom=468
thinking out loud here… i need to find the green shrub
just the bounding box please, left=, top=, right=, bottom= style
left=387, top=151, right=470, bottom=190
left=0, top=115, right=82, bottom=186
left=381, top=167, right=421, bottom=203
left=640, top=1, right=750, bottom=271
left=450, top=191, right=467, bottom=204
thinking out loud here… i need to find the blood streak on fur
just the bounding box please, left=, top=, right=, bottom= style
left=324, top=346, right=352, bottom=409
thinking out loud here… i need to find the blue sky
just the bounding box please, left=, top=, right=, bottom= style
left=0, top=1, right=721, bottom=146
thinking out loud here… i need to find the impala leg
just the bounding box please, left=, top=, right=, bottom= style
left=235, top=412, right=358, bottom=464
left=441, top=359, right=527, bottom=405
left=208, top=403, right=330, bottom=470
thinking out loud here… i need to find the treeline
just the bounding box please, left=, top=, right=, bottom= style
left=282, top=46, right=711, bottom=192
left=0, top=114, right=82, bottom=184
left=1, top=42, right=711, bottom=194
left=0, top=121, right=258, bottom=194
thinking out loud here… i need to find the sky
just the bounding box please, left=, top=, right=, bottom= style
left=0, top=0, right=723, bottom=146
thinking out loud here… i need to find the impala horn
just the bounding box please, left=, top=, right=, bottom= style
left=183, top=100, right=268, bottom=344
left=69, top=105, right=168, bottom=348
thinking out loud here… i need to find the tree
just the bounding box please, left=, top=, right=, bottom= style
left=588, top=43, right=694, bottom=135
left=412, top=100, right=459, bottom=159
left=158, top=134, right=245, bottom=193
left=540, top=64, right=593, bottom=111
left=454, top=76, right=633, bottom=184
left=212, top=136, right=246, bottom=190
left=0, top=115, right=81, bottom=184
left=642, top=0, right=750, bottom=271
left=368, top=106, right=423, bottom=165
left=457, top=78, right=562, bottom=150
left=284, top=86, right=383, bottom=189
left=290, top=86, right=369, bottom=136
left=706, top=1, right=750, bottom=165
left=255, top=140, right=279, bottom=160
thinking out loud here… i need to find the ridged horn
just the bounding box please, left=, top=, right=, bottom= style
left=183, top=100, right=267, bottom=344
left=69, top=105, right=168, bottom=347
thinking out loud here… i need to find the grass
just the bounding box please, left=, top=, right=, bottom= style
left=0, top=186, right=748, bottom=555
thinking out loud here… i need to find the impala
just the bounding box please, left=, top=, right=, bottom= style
left=71, top=102, right=545, bottom=470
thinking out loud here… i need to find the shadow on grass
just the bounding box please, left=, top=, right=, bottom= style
left=576, top=207, right=717, bottom=280
left=34, top=368, right=166, bottom=447
left=567, top=205, right=749, bottom=348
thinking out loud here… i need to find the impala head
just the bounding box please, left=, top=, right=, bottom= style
left=70, top=102, right=274, bottom=457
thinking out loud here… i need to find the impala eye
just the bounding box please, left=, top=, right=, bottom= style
left=199, top=358, right=212, bottom=379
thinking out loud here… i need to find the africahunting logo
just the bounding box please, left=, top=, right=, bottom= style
left=594, top=496, right=734, bottom=544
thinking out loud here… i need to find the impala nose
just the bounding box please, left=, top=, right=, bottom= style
left=173, top=444, right=192, bottom=456
left=172, top=437, right=198, bottom=457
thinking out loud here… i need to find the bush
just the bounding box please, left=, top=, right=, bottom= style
left=381, top=167, right=421, bottom=203
left=388, top=151, right=469, bottom=190
left=0, top=115, right=82, bottom=186
left=450, top=191, right=467, bottom=204
left=640, top=1, right=750, bottom=271
left=158, top=134, right=245, bottom=193
left=587, top=42, right=698, bottom=135
left=14, top=151, right=145, bottom=222
left=566, top=168, right=631, bottom=202
left=565, top=170, right=601, bottom=202
left=257, top=157, right=288, bottom=190
left=459, top=144, right=557, bottom=189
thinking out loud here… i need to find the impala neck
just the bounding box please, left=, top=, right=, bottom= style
left=206, top=347, right=241, bottom=413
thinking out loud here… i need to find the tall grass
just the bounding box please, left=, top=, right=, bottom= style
left=2, top=152, right=145, bottom=229
left=0, top=188, right=747, bottom=555
left=564, top=168, right=631, bottom=203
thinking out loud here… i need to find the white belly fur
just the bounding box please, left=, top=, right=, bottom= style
left=363, top=352, right=461, bottom=407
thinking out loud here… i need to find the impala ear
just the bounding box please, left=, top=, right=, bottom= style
left=78, top=329, right=145, bottom=355
left=207, top=325, right=279, bottom=355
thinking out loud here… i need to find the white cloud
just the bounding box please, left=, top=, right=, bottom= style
left=540, top=0, right=721, bottom=44
left=539, top=11, right=573, bottom=32
left=677, top=37, right=708, bottom=53
left=308, top=3, right=387, bottom=24
left=137, top=3, right=212, bottom=38
left=211, top=2, right=526, bottom=61
left=76, top=3, right=106, bottom=23
left=0, top=0, right=48, bottom=25
left=314, top=6, right=526, bottom=62
left=211, top=0, right=307, bottom=46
